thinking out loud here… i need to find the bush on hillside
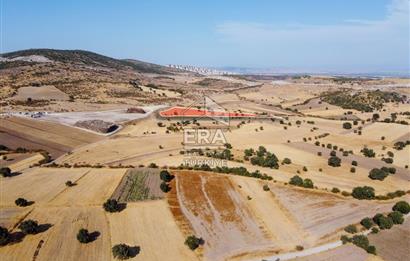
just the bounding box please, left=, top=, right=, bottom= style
left=392, top=201, right=410, bottom=214
left=328, top=156, right=341, bottom=167
left=388, top=211, right=404, bottom=224
left=0, top=226, right=10, bottom=246
left=185, top=235, right=202, bottom=250
left=18, top=220, right=40, bottom=234
left=360, top=218, right=374, bottom=229
left=351, top=186, right=375, bottom=200
left=368, top=168, right=389, bottom=181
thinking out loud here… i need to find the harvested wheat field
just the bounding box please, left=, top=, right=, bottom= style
left=48, top=168, right=126, bottom=206
left=0, top=167, right=91, bottom=206
left=108, top=200, right=198, bottom=261
left=57, top=134, right=182, bottom=165
left=0, top=206, right=111, bottom=261
left=0, top=116, right=102, bottom=158
left=5, top=153, right=45, bottom=173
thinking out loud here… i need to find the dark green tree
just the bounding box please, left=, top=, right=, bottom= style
left=185, top=235, right=201, bottom=250
left=351, top=186, right=375, bottom=200
left=159, top=170, right=174, bottom=182
left=18, top=220, right=39, bottom=234
left=77, top=229, right=92, bottom=243
left=392, top=201, right=410, bottom=214
left=289, top=175, right=303, bottom=186
left=360, top=218, right=374, bottom=229
left=0, top=226, right=10, bottom=246
left=15, top=198, right=29, bottom=207
left=388, top=211, right=404, bottom=224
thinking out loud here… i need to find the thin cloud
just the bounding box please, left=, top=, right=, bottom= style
left=215, top=0, right=409, bottom=73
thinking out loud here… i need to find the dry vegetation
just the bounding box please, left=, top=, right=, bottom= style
left=1, top=49, right=409, bottom=261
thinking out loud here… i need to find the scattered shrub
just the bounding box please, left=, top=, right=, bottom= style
left=263, top=184, right=270, bottom=191
left=371, top=227, right=379, bottom=234
left=366, top=245, right=376, bottom=255
left=382, top=157, right=393, bottom=164
left=112, top=244, right=135, bottom=259
left=352, top=186, right=375, bottom=200
left=159, top=170, right=174, bottom=182
left=65, top=180, right=75, bottom=187
left=0, top=167, right=11, bottom=177
left=373, top=214, right=393, bottom=230
left=282, top=158, right=292, bottom=164
left=388, top=211, right=404, bottom=224
left=77, top=229, right=92, bottom=243
left=351, top=160, right=358, bottom=166
left=15, top=198, right=29, bottom=207
left=361, top=147, right=375, bottom=157
left=344, top=224, right=357, bottom=234
left=289, top=175, right=303, bottom=186
left=302, top=179, right=314, bottom=188
left=331, top=187, right=340, bottom=193
left=103, top=199, right=124, bottom=213
left=160, top=182, right=171, bottom=193
left=351, top=235, right=369, bottom=249
left=350, top=167, right=356, bottom=173
left=360, top=218, right=374, bottom=229
left=0, top=226, right=10, bottom=246
left=342, top=122, right=352, bottom=129
left=341, top=235, right=351, bottom=244
left=185, top=235, right=202, bottom=250
left=295, top=245, right=304, bottom=251
left=368, top=168, right=388, bottom=181
left=18, top=219, right=39, bottom=234
left=392, top=201, right=410, bottom=214
left=328, top=156, right=341, bottom=167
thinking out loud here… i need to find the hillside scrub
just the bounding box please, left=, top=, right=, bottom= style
left=244, top=146, right=279, bottom=169
left=352, top=186, right=375, bottom=200
left=328, top=156, right=341, bottom=167
left=392, top=201, right=410, bottom=214
left=368, top=168, right=389, bottom=181
left=185, top=235, right=202, bottom=250
left=320, top=90, right=405, bottom=112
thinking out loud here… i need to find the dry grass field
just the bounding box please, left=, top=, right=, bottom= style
left=108, top=200, right=199, bottom=261
left=164, top=170, right=408, bottom=261
left=1, top=49, right=409, bottom=261
left=0, top=153, right=44, bottom=172
left=368, top=218, right=410, bottom=261
left=12, top=85, right=69, bottom=101
left=0, top=117, right=102, bottom=158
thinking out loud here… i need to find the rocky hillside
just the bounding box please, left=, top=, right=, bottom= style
left=0, top=49, right=185, bottom=100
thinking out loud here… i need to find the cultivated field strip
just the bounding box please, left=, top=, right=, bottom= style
left=0, top=117, right=102, bottom=157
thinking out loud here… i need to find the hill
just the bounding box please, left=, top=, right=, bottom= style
left=1, top=48, right=175, bottom=74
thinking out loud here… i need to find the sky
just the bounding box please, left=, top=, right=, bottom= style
left=1, top=0, right=409, bottom=74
